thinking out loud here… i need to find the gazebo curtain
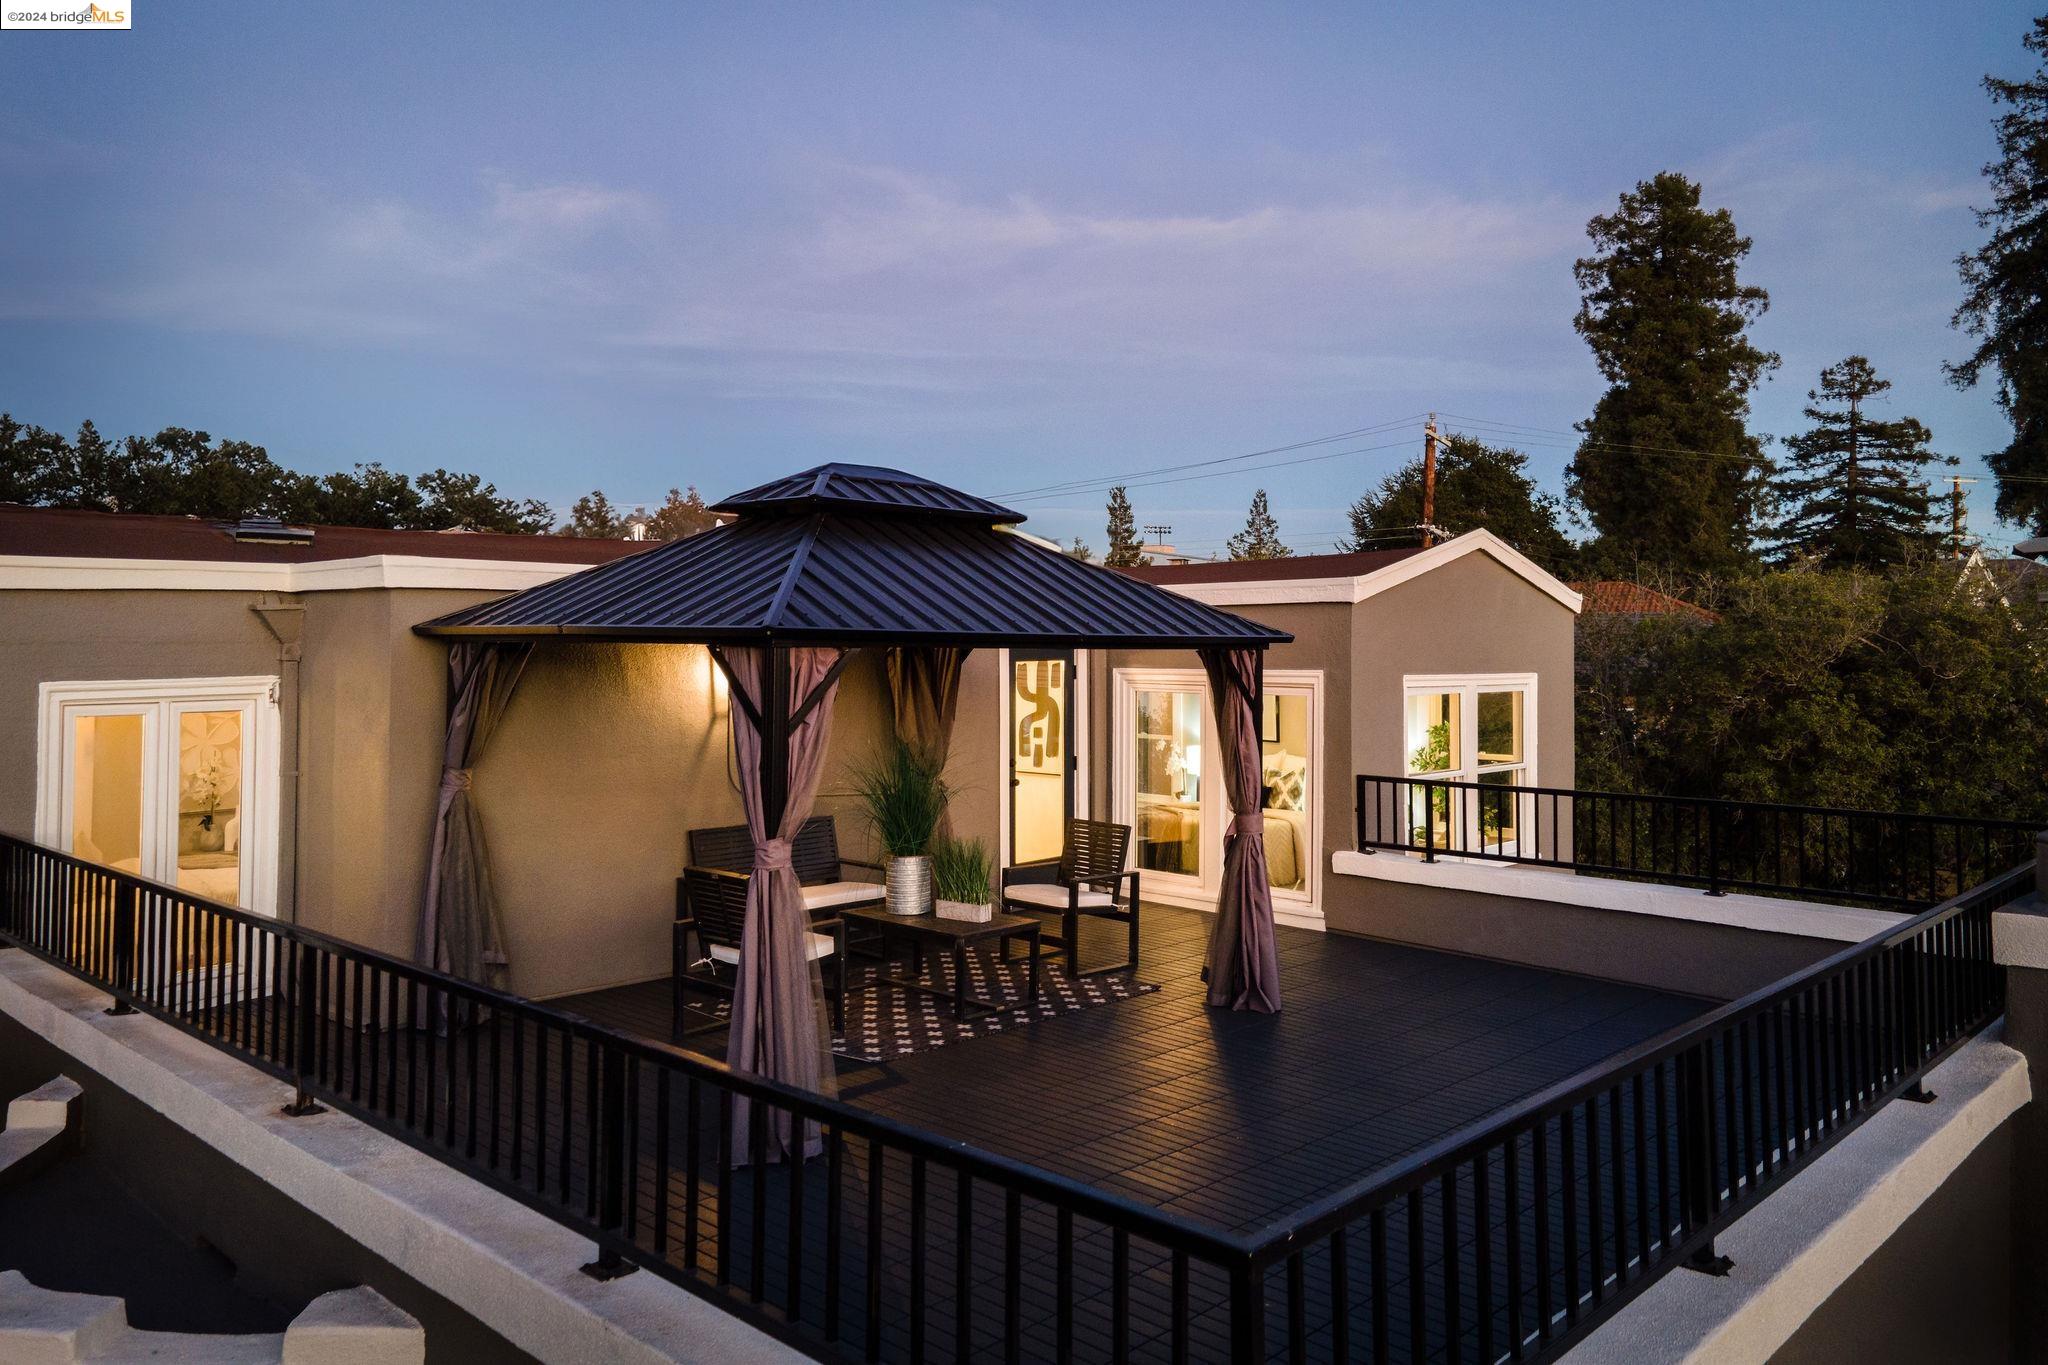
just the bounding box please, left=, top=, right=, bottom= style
left=1199, top=647, right=1282, bottom=1013
left=418, top=641, right=531, bottom=988
left=886, top=646, right=969, bottom=762
left=724, top=645, right=845, bottom=1160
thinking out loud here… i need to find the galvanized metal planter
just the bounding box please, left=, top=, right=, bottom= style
left=884, top=853, right=932, bottom=915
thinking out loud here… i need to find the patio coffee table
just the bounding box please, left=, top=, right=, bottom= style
left=841, top=905, right=1041, bottom=1021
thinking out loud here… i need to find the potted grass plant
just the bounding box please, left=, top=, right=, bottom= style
left=930, top=836, right=995, bottom=922
left=852, top=739, right=950, bottom=915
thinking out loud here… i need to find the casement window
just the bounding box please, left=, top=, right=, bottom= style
left=34, top=677, right=282, bottom=917
left=1402, top=674, right=1536, bottom=853
left=1112, top=667, right=1323, bottom=921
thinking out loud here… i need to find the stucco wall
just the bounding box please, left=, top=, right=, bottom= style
left=1321, top=873, right=1834, bottom=1000
left=0, top=589, right=285, bottom=838
left=1349, top=550, right=1576, bottom=792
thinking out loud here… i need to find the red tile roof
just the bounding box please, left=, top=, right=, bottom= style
left=1118, top=547, right=1423, bottom=585
left=1569, top=580, right=1719, bottom=622
left=0, top=503, right=650, bottom=566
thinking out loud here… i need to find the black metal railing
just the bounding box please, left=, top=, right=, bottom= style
left=0, top=825, right=2032, bottom=1363
left=1356, top=774, right=2041, bottom=909
left=1237, top=850, right=2030, bottom=1364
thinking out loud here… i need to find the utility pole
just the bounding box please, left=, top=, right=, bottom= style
left=1419, top=413, right=1440, bottom=549
left=1948, top=475, right=1979, bottom=560
left=1143, top=524, right=1173, bottom=545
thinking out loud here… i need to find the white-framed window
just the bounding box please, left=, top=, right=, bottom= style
left=1403, top=673, right=1536, bottom=854
left=34, top=677, right=282, bottom=917
left=1111, top=666, right=1323, bottom=920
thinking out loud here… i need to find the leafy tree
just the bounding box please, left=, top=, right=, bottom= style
left=1103, top=486, right=1147, bottom=567
left=1569, top=173, right=1779, bottom=575
left=1227, top=488, right=1291, bottom=560
left=129, top=427, right=292, bottom=520
left=1575, top=563, right=2048, bottom=821
left=565, top=489, right=628, bottom=538
left=1063, top=535, right=1093, bottom=562
left=646, top=485, right=718, bottom=540
left=1344, top=433, right=1576, bottom=574
left=414, top=469, right=554, bottom=534
left=1768, top=356, right=1945, bottom=568
left=1951, top=16, right=2048, bottom=533
left=280, top=463, right=425, bottom=529
left=0, top=414, right=70, bottom=505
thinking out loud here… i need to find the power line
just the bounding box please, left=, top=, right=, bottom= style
left=992, top=415, right=1428, bottom=502
left=1003, top=436, right=1419, bottom=504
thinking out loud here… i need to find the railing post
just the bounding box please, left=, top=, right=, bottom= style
left=1676, top=1043, right=1733, bottom=1275
left=1423, top=782, right=1439, bottom=863
left=104, top=881, right=138, bottom=1015
left=581, top=1044, right=637, bottom=1280
left=280, top=941, right=327, bottom=1117
left=1229, top=1259, right=1265, bottom=1364
left=1900, top=937, right=1936, bottom=1103
left=1705, top=804, right=1726, bottom=897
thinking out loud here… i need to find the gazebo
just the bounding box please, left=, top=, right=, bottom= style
left=412, top=463, right=1290, bottom=1154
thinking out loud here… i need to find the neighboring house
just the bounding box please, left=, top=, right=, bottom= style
left=1570, top=578, right=1721, bottom=623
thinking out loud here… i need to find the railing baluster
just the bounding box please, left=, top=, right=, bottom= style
left=865, top=1139, right=884, bottom=1363
left=1330, top=1227, right=1350, bottom=1365
left=1007, top=1190, right=1024, bottom=1365
left=1371, top=1205, right=1390, bottom=1365
left=909, top=1153, right=927, bottom=1365
left=954, top=1170, right=972, bottom=1365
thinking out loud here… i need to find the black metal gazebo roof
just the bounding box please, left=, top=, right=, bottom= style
left=415, top=463, right=1289, bottom=649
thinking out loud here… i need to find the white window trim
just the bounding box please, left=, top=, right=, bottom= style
left=34, top=676, right=283, bottom=918
left=1402, top=672, right=1538, bottom=856
left=1111, top=665, right=1325, bottom=926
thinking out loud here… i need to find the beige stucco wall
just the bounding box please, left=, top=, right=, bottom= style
left=1348, top=550, right=1576, bottom=791
left=0, top=589, right=285, bottom=838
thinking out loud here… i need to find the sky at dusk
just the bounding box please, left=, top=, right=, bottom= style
left=1, top=2, right=2038, bottom=555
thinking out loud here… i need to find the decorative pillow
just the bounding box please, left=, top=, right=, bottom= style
left=1263, top=754, right=1307, bottom=811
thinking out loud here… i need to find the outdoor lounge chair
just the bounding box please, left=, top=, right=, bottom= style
left=674, top=865, right=848, bottom=1038
left=686, top=814, right=884, bottom=919
left=999, top=818, right=1140, bottom=978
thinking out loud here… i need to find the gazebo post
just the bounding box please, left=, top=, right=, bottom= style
left=760, top=642, right=791, bottom=833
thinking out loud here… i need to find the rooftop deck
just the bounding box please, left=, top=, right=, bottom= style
left=560, top=902, right=1707, bottom=1237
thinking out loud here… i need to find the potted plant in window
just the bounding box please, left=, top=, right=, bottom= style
left=852, top=739, right=950, bottom=915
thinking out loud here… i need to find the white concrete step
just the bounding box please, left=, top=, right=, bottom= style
left=0, top=1076, right=81, bottom=1182
left=0, top=1271, right=423, bottom=1364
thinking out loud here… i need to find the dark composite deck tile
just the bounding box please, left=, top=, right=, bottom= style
left=563, top=902, right=1705, bottom=1238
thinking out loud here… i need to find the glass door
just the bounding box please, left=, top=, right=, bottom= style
left=1010, top=651, right=1075, bottom=865
left=40, top=679, right=276, bottom=917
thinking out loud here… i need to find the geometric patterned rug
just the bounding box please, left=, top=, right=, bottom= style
left=679, top=953, right=1158, bottom=1065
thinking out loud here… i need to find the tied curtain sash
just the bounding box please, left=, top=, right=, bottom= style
left=1198, top=646, right=1282, bottom=1013
left=723, top=646, right=845, bottom=1161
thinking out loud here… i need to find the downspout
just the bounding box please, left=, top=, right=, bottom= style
left=253, top=594, right=306, bottom=924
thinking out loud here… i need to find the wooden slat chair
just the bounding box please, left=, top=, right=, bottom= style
left=673, top=866, right=848, bottom=1039
left=686, top=814, right=884, bottom=920
left=999, top=818, right=1140, bottom=978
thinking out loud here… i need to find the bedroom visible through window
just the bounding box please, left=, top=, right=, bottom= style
left=1259, top=691, right=1313, bottom=895
left=1113, top=667, right=1323, bottom=918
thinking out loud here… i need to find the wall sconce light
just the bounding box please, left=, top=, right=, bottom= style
left=706, top=648, right=729, bottom=717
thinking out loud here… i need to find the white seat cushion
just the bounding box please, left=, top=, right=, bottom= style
left=1004, top=883, right=1114, bottom=911
left=802, top=880, right=885, bottom=911
left=709, top=931, right=837, bottom=966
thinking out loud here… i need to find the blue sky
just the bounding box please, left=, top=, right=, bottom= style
left=0, top=2, right=2035, bottom=554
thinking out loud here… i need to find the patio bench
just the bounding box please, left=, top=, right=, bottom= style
left=674, top=865, right=849, bottom=1038
left=999, top=818, right=1141, bottom=978
left=684, top=814, right=885, bottom=920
